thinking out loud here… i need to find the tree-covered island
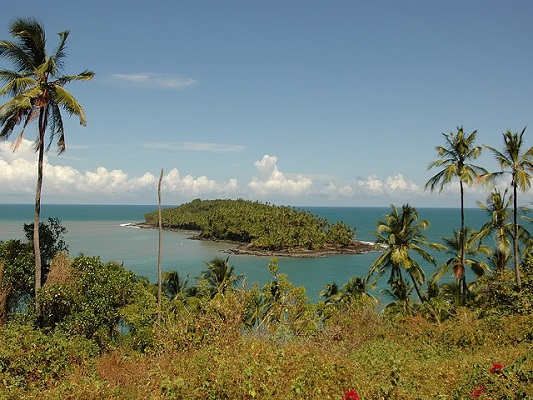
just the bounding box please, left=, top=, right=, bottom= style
left=141, top=199, right=374, bottom=257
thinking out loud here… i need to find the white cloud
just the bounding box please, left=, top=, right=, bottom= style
left=2, top=139, right=465, bottom=206
left=144, top=142, right=245, bottom=153
left=318, top=182, right=354, bottom=197
left=0, top=139, right=158, bottom=197
left=0, top=139, right=39, bottom=194
left=386, top=174, right=421, bottom=192
left=358, top=174, right=422, bottom=196
left=248, top=155, right=313, bottom=196
left=338, top=185, right=355, bottom=196
left=358, top=175, right=384, bottom=193
left=111, top=73, right=196, bottom=90
left=163, top=168, right=238, bottom=196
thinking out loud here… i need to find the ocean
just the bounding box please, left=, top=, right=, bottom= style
left=0, top=204, right=489, bottom=302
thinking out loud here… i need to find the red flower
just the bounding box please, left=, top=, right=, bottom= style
left=342, top=389, right=359, bottom=400
left=489, top=363, right=504, bottom=374
left=470, top=385, right=485, bottom=398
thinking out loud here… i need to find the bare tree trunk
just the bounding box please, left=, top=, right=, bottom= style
left=157, top=168, right=163, bottom=324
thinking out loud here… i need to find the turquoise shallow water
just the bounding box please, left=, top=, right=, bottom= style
left=0, top=204, right=488, bottom=302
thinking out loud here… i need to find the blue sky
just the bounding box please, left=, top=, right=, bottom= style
left=1, top=0, right=533, bottom=207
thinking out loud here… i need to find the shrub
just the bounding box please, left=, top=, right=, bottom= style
left=0, top=322, right=98, bottom=392
left=39, top=255, right=138, bottom=349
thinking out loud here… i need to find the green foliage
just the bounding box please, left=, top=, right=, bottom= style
left=154, top=289, right=247, bottom=352
left=0, top=321, right=98, bottom=392
left=120, top=278, right=158, bottom=351
left=475, top=254, right=533, bottom=316
left=200, top=256, right=242, bottom=296
left=243, top=259, right=320, bottom=338
left=0, top=239, right=34, bottom=312
left=39, top=256, right=138, bottom=349
left=162, top=270, right=190, bottom=301
left=369, top=204, right=444, bottom=303
left=0, top=218, right=68, bottom=314
left=319, top=276, right=377, bottom=315
left=431, top=227, right=492, bottom=286
left=452, top=354, right=533, bottom=399
left=24, top=217, right=68, bottom=272
left=382, top=278, right=418, bottom=318
left=0, top=18, right=94, bottom=151
left=145, top=199, right=355, bottom=250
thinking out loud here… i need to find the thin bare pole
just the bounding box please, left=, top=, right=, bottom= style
left=157, top=168, right=163, bottom=324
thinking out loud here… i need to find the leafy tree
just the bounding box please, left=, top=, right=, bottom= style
left=0, top=19, right=94, bottom=306
left=39, top=255, right=137, bottom=348
left=368, top=204, right=443, bottom=303
left=426, top=127, right=486, bottom=300
left=484, top=128, right=533, bottom=289
left=475, top=253, right=533, bottom=316
left=23, top=217, right=67, bottom=283
left=0, top=218, right=68, bottom=314
left=0, top=239, right=33, bottom=314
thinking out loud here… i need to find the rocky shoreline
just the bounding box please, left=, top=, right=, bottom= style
left=133, top=222, right=377, bottom=258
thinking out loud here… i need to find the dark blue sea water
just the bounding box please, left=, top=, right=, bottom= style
left=0, top=204, right=489, bottom=302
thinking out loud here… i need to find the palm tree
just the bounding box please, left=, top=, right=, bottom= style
left=430, top=228, right=491, bottom=296
left=342, top=276, right=377, bottom=306
left=162, top=270, right=189, bottom=301
left=483, top=129, right=533, bottom=289
left=0, top=18, right=94, bottom=304
left=382, top=277, right=416, bottom=317
left=368, top=204, right=444, bottom=303
left=320, top=282, right=342, bottom=305
left=477, top=189, right=513, bottom=274
left=426, top=127, right=486, bottom=299
left=200, top=256, right=242, bottom=295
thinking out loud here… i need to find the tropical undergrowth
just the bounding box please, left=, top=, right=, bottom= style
left=0, top=252, right=532, bottom=399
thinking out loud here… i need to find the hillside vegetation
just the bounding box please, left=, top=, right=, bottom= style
left=144, top=199, right=357, bottom=251
left=1, top=214, right=533, bottom=399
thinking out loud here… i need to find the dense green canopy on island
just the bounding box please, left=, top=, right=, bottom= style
left=143, top=199, right=370, bottom=255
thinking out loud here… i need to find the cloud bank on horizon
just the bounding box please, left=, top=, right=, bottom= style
left=0, top=138, right=465, bottom=206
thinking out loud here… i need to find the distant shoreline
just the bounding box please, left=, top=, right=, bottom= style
left=133, top=222, right=376, bottom=258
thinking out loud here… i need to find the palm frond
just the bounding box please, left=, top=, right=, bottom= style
left=50, top=85, right=86, bottom=124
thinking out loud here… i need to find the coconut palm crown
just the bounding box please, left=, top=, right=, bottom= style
left=368, top=204, right=444, bottom=303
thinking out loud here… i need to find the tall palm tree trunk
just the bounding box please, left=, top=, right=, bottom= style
left=459, top=181, right=467, bottom=304
left=512, top=182, right=522, bottom=290
left=410, top=275, right=425, bottom=303
left=33, top=120, right=45, bottom=314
